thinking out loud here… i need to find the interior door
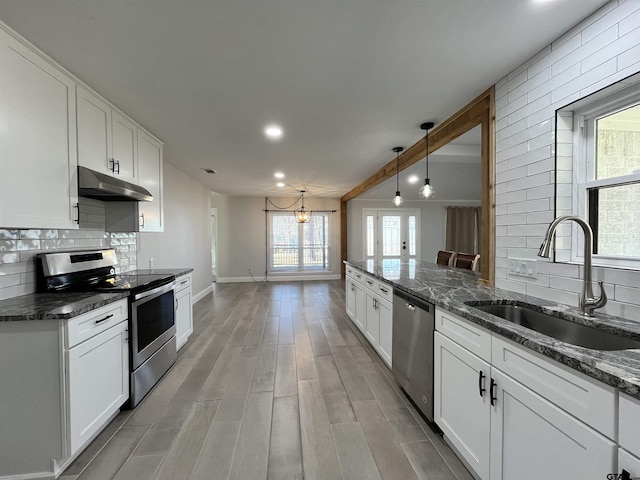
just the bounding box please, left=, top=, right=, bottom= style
left=366, top=209, right=420, bottom=262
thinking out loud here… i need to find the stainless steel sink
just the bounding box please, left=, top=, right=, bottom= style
left=470, top=303, right=640, bottom=351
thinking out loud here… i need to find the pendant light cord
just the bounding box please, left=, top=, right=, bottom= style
left=266, top=194, right=303, bottom=210
left=425, top=130, right=429, bottom=179
left=396, top=152, right=400, bottom=191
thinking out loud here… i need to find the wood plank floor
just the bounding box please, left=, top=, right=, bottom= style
left=61, top=280, right=473, bottom=480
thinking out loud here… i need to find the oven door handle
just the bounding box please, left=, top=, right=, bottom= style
left=133, top=281, right=176, bottom=301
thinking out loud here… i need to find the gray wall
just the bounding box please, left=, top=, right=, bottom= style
left=210, top=194, right=341, bottom=281
left=137, top=162, right=212, bottom=298
left=347, top=199, right=480, bottom=264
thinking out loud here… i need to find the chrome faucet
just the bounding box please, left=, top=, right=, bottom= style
left=538, top=215, right=607, bottom=317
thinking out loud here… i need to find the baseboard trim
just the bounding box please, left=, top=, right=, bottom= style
left=0, top=471, right=54, bottom=480
left=192, top=284, right=214, bottom=303
left=217, top=274, right=341, bottom=283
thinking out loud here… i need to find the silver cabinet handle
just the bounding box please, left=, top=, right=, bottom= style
left=406, top=303, right=416, bottom=311
left=109, top=158, right=116, bottom=172
left=140, top=213, right=145, bottom=228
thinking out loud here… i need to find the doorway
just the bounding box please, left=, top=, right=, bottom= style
left=363, top=208, right=420, bottom=262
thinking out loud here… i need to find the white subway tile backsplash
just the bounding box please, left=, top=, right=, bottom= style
left=0, top=227, right=137, bottom=299
left=620, top=8, right=640, bottom=36
left=507, top=198, right=550, bottom=215
left=526, top=284, right=579, bottom=307
left=494, top=1, right=640, bottom=321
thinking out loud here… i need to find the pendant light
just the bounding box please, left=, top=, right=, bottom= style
left=419, top=122, right=435, bottom=199
left=392, top=146, right=404, bottom=207
left=294, top=190, right=310, bottom=223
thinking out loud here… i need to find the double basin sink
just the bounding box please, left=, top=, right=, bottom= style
left=467, top=302, right=640, bottom=351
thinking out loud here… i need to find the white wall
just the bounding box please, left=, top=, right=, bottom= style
left=495, top=0, right=640, bottom=320
left=347, top=199, right=480, bottom=264
left=137, top=162, right=212, bottom=299
left=210, top=194, right=341, bottom=282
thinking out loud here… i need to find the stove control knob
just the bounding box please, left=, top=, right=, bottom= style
left=110, top=268, right=115, bottom=275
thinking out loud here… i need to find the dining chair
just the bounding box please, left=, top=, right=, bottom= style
left=454, top=253, right=480, bottom=272
left=435, top=250, right=457, bottom=267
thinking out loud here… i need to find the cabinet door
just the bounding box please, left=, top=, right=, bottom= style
left=378, top=298, right=392, bottom=367
left=354, top=282, right=366, bottom=333
left=111, top=111, right=137, bottom=183
left=490, top=368, right=616, bottom=480
left=434, top=332, right=491, bottom=480
left=175, top=286, right=193, bottom=351
left=0, top=29, right=78, bottom=229
left=77, top=86, right=112, bottom=174
left=345, top=279, right=356, bottom=320
left=137, top=130, right=164, bottom=232
left=365, top=290, right=380, bottom=347
left=66, top=321, right=129, bottom=455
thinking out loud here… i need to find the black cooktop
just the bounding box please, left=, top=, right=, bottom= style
left=89, top=273, right=175, bottom=293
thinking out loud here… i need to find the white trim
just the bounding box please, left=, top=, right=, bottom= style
left=192, top=284, right=214, bottom=303
left=217, top=274, right=340, bottom=283
left=0, top=473, right=54, bottom=480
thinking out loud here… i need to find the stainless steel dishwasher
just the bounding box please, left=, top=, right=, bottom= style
left=392, top=288, right=435, bottom=422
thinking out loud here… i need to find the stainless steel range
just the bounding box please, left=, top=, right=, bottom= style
left=36, top=248, right=177, bottom=407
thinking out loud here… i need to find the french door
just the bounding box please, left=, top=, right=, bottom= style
left=364, top=209, right=420, bottom=262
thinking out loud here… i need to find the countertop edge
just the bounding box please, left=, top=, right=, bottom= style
left=345, top=260, right=640, bottom=400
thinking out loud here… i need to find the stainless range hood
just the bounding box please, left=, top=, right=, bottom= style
left=78, top=166, right=153, bottom=202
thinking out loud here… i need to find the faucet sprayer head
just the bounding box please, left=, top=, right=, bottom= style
left=538, top=236, right=552, bottom=258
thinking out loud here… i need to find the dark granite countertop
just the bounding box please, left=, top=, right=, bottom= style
left=345, top=259, right=640, bottom=400
left=0, top=292, right=129, bottom=321
left=133, top=268, right=193, bottom=277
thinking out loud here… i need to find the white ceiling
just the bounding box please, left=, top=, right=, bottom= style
left=0, top=0, right=609, bottom=198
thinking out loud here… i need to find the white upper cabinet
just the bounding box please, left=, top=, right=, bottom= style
left=137, top=129, right=164, bottom=232
left=77, top=86, right=138, bottom=184
left=111, top=111, right=138, bottom=183
left=0, top=27, right=79, bottom=229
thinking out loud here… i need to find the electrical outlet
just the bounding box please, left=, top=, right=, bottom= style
left=149, top=258, right=154, bottom=268
left=508, top=257, right=537, bottom=279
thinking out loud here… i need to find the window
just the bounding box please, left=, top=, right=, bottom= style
left=269, top=213, right=330, bottom=272
left=563, top=77, right=640, bottom=269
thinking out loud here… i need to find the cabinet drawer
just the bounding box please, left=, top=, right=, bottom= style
left=620, top=393, right=640, bottom=457
left=345, top=264, right=355, bottom=278
left=352, top=270, right=364, bottom=285
left=491, top=335, right=616, bottom=439
left=66, top=299, right=128, bottom=348
left=435, top=308, right=491, bottom=362
left=375, top=281, right=393, bottom=301
left=363, top=274, right=377, bottom=290
left=175, top=273, right=192, bottom=293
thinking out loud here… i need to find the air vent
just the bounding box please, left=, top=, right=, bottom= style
left=201, top=168, right=216, bottom=174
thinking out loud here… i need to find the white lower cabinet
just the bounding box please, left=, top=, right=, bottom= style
left=344, top=266, right=393, bottom=368
left=345, top=277, right=356, bottom=320
left=175, top=273, right=193, bottom=350
left=434, top=308, right=617, bottom=480
left=0, top=299, right=129, bottom=479
left=365, top=290, right=380, bottom=346
left=435, top=332, right=491, bottom=479
left=619, top=448, right=640, bottom=479
left=354, top=280, right=366, bottom=333
left=67, top=320, right=129, bottom=455
left=490, top=368, right=615, bottom=480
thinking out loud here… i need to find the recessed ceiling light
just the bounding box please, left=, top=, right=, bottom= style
left=408, top=175, right=419, bottom=184
left=274, top=172, right=285, bottom=179
left=264, top=124, right=283, bottom=139
left=276, top=182, right=285, bottom=188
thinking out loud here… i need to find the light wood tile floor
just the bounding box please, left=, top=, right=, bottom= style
left=61, top=280, right=473, bottom=480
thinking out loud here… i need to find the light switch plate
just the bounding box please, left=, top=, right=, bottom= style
left=508, top=257, right=537, bottom=279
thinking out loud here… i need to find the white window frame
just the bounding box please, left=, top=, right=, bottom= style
left=268, top=212, right=332, bottom=273
left=570, top=82, right=640, bottom=270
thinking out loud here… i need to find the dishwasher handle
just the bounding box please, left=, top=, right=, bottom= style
left=405, top=303, right=416, bottom=311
